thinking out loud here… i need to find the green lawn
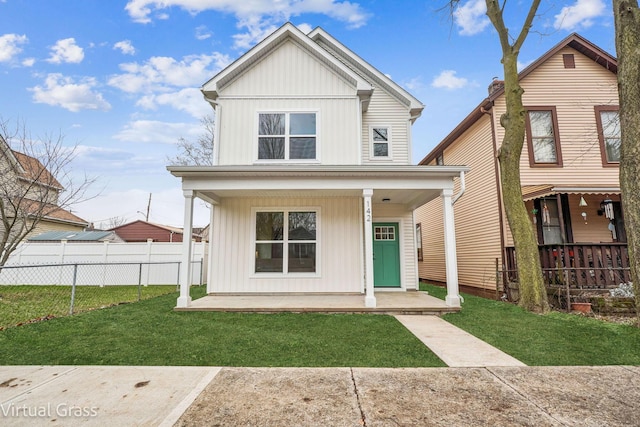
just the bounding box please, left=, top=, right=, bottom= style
left=0, top=285, right=177, bottom=330
left=423, top=283, right=640, bottom=366
left=0, top=286, right=445, bottom=367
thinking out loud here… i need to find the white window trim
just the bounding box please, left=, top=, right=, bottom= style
left=368, top=125, right=392, bottom=160
left=254, top=110, right=320, bottom=164
left=250, top=206, right=321, bottom=278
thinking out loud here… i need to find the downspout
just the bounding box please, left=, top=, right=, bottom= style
left=451, top=170, right=466, bottom=205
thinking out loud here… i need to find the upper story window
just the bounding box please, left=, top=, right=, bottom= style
left=370, top=126, right=391, bottom=159
left=525, top=107, right=562, bottom=167
left=595, top=106, right=620, bottom=166
left=258, top=112, right=316, bottom=161
left=436, top=153, right=444, bottom=166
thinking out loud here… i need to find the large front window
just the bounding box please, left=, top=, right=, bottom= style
left=255, top=210, right=317, bottom=274
left=595, top=106, right=620, bottom=165
left=525, top=107, right=562, bottom=166
left=258, top=112, right=316, bottom=160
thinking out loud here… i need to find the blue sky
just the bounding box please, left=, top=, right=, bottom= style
left=0, top=0, right=616, bottom=227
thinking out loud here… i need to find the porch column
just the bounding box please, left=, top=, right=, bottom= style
left=363, top=188, right=376, bottom=307
left=177, top=190, right=194, bottom=308
left=442, top=189, right=461, bottom=307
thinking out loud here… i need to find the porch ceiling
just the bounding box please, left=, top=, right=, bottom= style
left=521, top=184, right=620, bottom=201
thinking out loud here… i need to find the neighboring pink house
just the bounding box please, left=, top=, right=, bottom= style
left=416, top=34, right=625, bottom=296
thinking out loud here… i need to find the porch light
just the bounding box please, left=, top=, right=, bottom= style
left=578, top=196, right=587, bottom=207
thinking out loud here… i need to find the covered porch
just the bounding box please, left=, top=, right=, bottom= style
left=505, top=185, right=627, bottom=289
left=175, top=291, right=459, bottom=315
left=169, top=165, right=469, bottom=310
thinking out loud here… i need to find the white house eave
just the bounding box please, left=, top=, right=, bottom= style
left=167, top=164, right=468, bottom=179
left=308, top=27, right=424, bottom=115
left=202, top=22, right=372, bottom=99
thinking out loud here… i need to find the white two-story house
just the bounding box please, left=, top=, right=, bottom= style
left=169, top=23, right=467, bottom=309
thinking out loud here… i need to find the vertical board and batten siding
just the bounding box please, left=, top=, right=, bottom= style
left=210, top=197, right=362, bottom=293
left=373, top=203, right=418, bottom=290
left=217, top=98, right=359, bottom=165
left=416, top=115, right=503, bottom=290
left=217, top=39, right=360, bottom=165
left=362, top=90, right=411, bottom=165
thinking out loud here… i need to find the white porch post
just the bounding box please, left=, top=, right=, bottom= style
left=442, top=189, right=461, bottom=307
left=177, top=190, right=194, bottom=308
left=363, top=188, right=376, bottom=307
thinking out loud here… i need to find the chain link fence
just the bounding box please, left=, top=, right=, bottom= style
left=0, top=260, right=203, bottom=330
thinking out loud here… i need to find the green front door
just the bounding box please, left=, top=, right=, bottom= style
left=373, top=223, right=401, bottom=288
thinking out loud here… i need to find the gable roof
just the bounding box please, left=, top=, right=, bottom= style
left=419, top=33, right=617, bottom=165
left=308, top=27, right=424, bottom=120
left=1, top=135, right=63, bottom=190
left=20, top=199, right=89, bottom=226
left=201, top=22, right=424, bottom=120
left=109, top=219, right=184, bottom=234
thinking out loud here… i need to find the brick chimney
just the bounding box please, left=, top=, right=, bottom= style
left=488, top=77, right=504, bottom=96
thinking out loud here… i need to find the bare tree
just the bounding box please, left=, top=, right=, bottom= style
left=105, top=216, right=127, bottom=229
left=613, top=0, right=640, bottom=322
left=0, top=118, right=97, bottom=265
left=168, top=115, right=215, bottom=166
left=446, top=0, right=549, bottom=312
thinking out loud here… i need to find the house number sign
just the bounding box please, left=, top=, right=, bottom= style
left=365, top=200, right=371, bottom=223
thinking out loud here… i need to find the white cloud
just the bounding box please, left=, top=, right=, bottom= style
left=21, top=57, right=35, bottom=67
left=136, top=87, right=211, bottom=118
left=454, top=0, right=490, bottom=36
left=554, top=0, right=606, bottom=30
left=404, top=76, right=425, bottom=92
left=431, top=70, right=468, bottom=90
left=0, top=33, right=28, bottom=62
left=124, top=0, right=370, bottom=48
left=114, top=40, right=136, bottom=55
left=108, top=52, right=231, bottom=93
left=113, top=120, right=200, bottom=144
left=195, top=25, right=212, bottom=40
left=47, top=38, right=84, bottom=64
left=30, top=73, right=111, bottom=112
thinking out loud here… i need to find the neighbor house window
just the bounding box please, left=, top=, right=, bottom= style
left=525, top=107, right=562, bottom=166
left=595, top=106, right=621, bottom=165
left=416, top=223, right=423, bottom=262
left=370, top=126, right=391, bottom=158
left=254, top=209, right=317, bottom=274
left=258, top=112, right=316, bottom=160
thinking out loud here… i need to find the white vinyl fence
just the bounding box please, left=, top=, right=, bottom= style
left=2, top=240, right=207, bottom=286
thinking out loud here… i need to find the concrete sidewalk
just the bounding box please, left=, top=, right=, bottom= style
left=395, top=315, right=526, bottom=367
left=1, top=365, right=639, bottom=426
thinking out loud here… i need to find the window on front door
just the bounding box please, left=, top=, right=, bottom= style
left=254, top=210, right=317, bottom=274
left=258, top=112, right=316, bottom=161
left=525, top=107, right=562, bottom=166
left=534, top=197, right=573, bottom=245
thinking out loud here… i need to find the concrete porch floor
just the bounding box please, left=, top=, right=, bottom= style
left=175, top=291, right=459, bottom=315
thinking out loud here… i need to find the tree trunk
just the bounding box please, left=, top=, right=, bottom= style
left=484, top=0, right=549, bottom=312
left=497, top=51, right=549, bottom=313
left=613, top=0, right=640, bottom=323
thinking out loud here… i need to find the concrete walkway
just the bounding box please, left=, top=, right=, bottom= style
left=1, top=365, right=639, bottom=426
left=395, top=315, right=526, bottom=367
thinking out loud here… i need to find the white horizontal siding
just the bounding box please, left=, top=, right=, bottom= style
left=362, top=90, right=411, bottom=165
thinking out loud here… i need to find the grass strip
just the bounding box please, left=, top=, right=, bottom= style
left=423, top=283, right=640, bottom=366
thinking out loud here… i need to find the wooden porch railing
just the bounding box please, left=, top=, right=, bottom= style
left=504, top=243, right=631, bottom=289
